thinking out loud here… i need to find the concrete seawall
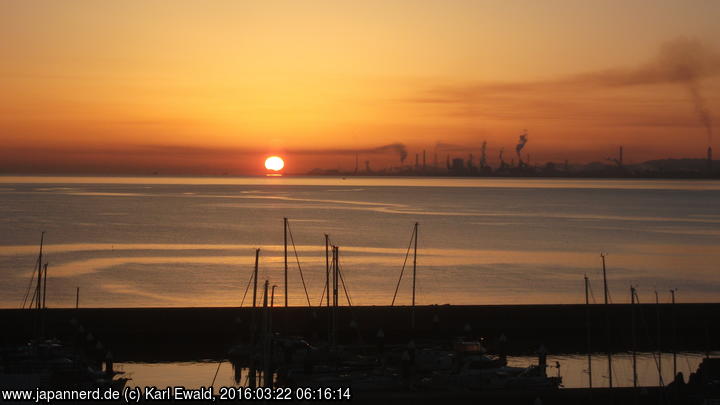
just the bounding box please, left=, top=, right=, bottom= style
left=3, top=304, right=718, bottom=361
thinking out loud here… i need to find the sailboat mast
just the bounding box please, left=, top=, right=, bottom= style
left=331, top=245, right=338, bottom=347
left=601, top=253, right=608, bottom=305
left=671, top=288, right=677, bottom=378
left=411, top=222, right=418, bottom=329
left=249, top=249, right=260, bottom=389
left=42, top=263, right=48, bottom=309
left=334, top=246, right=339, bottom=308
left=584, top=275, right=592, bottom=389
left=631, top=286, right=637, bottom=389
left=601, top=254, right=612, bottom=388
left=325, top=234, right=330, bottom=308
left=284, top=218, right=288, bottom=307
left=262, top=280, right=271, bottom=388
left=656, top=290, right=662, bottom=386
left=253, top=249, right=259, bottom=308
left=36, top=232, right=45, bottom=310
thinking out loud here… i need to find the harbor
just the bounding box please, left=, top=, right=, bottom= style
left=3, top=304, right=719, bottom=404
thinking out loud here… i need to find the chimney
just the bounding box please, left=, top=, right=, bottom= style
left=415, top=153, right=419, bottom=169
left=423, top=150, right=426, bottom=169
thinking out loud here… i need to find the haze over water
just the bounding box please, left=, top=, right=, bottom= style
left=1, top=176, right=719, bottom=308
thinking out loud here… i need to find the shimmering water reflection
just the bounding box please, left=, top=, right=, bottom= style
left=118, top=352, right=714, bottom=389
left=2, top=177, right=719, bottom=307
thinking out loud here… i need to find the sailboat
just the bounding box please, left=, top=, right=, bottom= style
left=1, top=233, right=128, bottom=390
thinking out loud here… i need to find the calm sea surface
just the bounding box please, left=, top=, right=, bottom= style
left=118, top=352, right=715, bottom=389
left=1, top=176, right=719, bottom=308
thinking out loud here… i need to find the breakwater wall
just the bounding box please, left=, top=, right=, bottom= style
left=2, top=304, right=717, bottom=361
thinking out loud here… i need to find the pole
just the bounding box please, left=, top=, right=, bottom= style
left=262, top=280, right=271, bottom=388
left=601, top=254, right=612, bottom=388
left=325, top=235, right=331, bottom=344
left=34, top=233, right=44, bottom=339
left=42, top=263, right=48, bottom=309
left=271, top=285, right=277, bottom=308
left=656, top=290, right=662, bottom=386
left=601, top=253, right=608, bottom=305
left=331, top=246, right=338, bottom=347
left=39, top=262, right=47, bottom=337
left=334, top=247, right=339, bottom=308
left=253, top=249, right=259, bottom=308
left=631, top=286, right=637, bottom=389
left=284, top=218, right=288, bottom=307
left=671, top=289, right=677, bottom=378
left=75, top=287, right=79, bottom=309
left=36, top=232, right=45, bottom=311
left=411, top=223, right=418, bottom=330
left=584, top=275, right=592, bottom=389
left=325, top=234, right=330, bottom=308
left=249, top=248, right=261, bottom=389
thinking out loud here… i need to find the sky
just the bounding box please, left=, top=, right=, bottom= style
left=1, top=0, right=719, bottom=174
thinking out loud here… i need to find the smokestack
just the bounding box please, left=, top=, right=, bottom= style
left=415, top=153, right=419, bottom=169
left=480, top=141, right=487, bottom=168
left=434, top=152, right=438, bottom=168
left=423, top=150, right=426, bottom=169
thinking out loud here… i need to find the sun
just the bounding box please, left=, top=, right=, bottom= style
left=264, top=156, right=285, bottom=171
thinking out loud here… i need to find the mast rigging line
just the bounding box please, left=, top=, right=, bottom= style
left=391, top=226, right=416, bottom=306
left=21, top=258, right=40, bottom=309
left=336, top=256, right=353, bottom=307
left=633, top=293, right=666, bottom=386
left=239, top=267, right=255, bottom=307
left=318, top=283, right=327, bottom=307
left=286, top=220, right=312, bottom=307
left=210, top=359, right=224, bottom=387
left=588, top=278, right=598, bottom=305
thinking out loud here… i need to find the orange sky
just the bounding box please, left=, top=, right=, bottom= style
left=1, top=0, right=719, bottom=174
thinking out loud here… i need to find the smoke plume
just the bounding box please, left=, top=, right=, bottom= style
left=516, top=132, right=528, bottom=157
left=415, top=38, right=719, bottom=143
left=630, top=38, right=715, bottom=143
left=362, top=143, right=408, bottom=163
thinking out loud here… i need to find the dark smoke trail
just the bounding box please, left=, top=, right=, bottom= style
left=657, top=39, right=716, bottom=144
left=686, top=80, right=713, bottom=144
left=415, top=38, right=719, bottom=144
left=516, top=132, right=528, bottom=157
left=366, top=143, right=408, bottom=163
